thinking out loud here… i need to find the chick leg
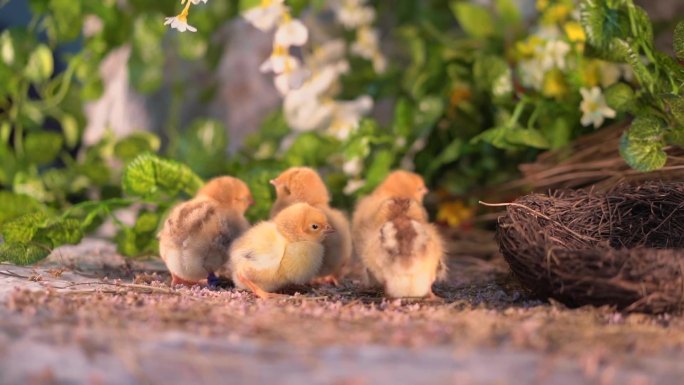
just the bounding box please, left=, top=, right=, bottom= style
left=311, top=275, right=340, bottom=286
left=237, top=274, right=287, bottom=299
left=171, top=273, right=198, bottom=287
left=426, top=290, right=445, bottom=303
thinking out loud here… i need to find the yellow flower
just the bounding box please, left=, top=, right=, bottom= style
left=542, top=4, right=571, bottom=24
left=542, top=69, right=568, bottom=99
left=536, top=0, right=550, bottom=11
left=515, top=36, right=543, bottom=59
left=580, top=60, right=601, bottom=88
left=564, top=22, right=585, bottom=43
left=437, top=200, right=474, bottom=228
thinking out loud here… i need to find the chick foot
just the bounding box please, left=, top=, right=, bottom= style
left=206, top=272, right=220, bottom=290
left=310, top=275, right=340, bottom=286
left=237, top=274, right=288, bottom=299
left=171, top=274, right=199, bottom=287
left=425, top=290, right=445, bottom=303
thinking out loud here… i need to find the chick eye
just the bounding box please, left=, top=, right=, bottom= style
left=311, top=224, right=319, bottom=230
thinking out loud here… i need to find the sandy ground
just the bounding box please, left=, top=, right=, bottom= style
left=2, top=236, right=684, bottom=385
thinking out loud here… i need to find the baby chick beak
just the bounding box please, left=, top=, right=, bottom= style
left=323, top=225, right=336, bottom=234
left=269, top=179, right=278, bottom=187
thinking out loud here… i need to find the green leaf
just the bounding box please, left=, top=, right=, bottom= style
left=392, top=99, right=414, bottom=138
left=284, top=133, right=336, bottom=167
left=24, top=44, right=53, bottom=83
left=604, top=82, right=634, bottom=112
left=128, top=54, right=163, bottom=94
left=0, top=191, right=46, bottom=224
left=505, top=127, right=550, bottom=149
left=81, top=77, right=104, bottom=100
left=473, top=54, right=509, bottom=92
left=619, top=115, right=667, bottom=172
left=663, top=95, right=684, bottom=126
left=24, top=132, right=63, bottom=165
left=364, top=150, right=394, bottom=190
left=632, top=6, right=653, bottom=46
left=134, top=211, right=160, bottom=234
left=1, top=212, right=49, bottom=243
left=1, top=31, right=15, bottom=65
left=114, top=132, right=161, bottom=162
left=48, top=0, right=83, bottom=41
left=177, top=119, right=228, bottom=177
left=178, top=31, right=208, bottom=60
left=122, top=153, right=204, bottom=198
left=675, top=21, right=684, bottom=60
left=0, top=243, right=50, bottom=265
left=451, top=2, right=495, bottom=39
left=239, top=0, right=261, bottom=12
left=666, top=127, right=684, bottom=147
left=60, top=114, right=80, bottom=149
left=38, top=218, right=83, bottom=247
left=495, top=0, right=521, bottom=26
left=580, top=1, right=629, bottom=51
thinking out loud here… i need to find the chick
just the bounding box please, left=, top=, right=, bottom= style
left=269, top=167, right=352, bottom=284
left=159, top=176, right=252, bottom=287
left=230, top=202, right=334, bottom=299
left=352, top=170, right=428, bottom=258
left=361, top=198, right=446, bottom=299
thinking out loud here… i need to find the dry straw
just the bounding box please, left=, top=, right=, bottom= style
left=495, top=182, right=684, bottom=313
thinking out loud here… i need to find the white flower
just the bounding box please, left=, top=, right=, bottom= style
left=492, top=69, right=513, bottom=97
left=311, top=39, right=347, bottom=69
left=540, top=40, right=570, bottom=71
left=518, top=59, right=544, bottom=90
left=343, top=179, right=366, bottom=195
left=260, top=49, right=301, bottom=74
left=164, top=14, right=197, bottom=33
left=579, top=87, right=616, bottom=128
left=275, top=19, right=308, bottom=47
left=274, top=67, right=309, bottom=95
left=334, top=0, right=376, bottom=29
left=284, top=96, right=334, bottom=132
left=343, top=157, right=363, bottom=176
left=372, top=54, right=387, bottom=74
left=328, top=96, right=373, bottom=140
left=187, top=0, right=208, bottom=4
left=242, top=0, right=286, bottom=32
left=351, top=26, right=380, bottom=60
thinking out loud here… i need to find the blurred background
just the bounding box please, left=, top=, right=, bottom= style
left=1, top=0, right=683, bottom=260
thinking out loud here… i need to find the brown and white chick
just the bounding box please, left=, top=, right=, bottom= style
left=230, top=202, right=334, bottom=299
left=361, top=198, right=446, bottom=299
left=159, top=176, right=252, bottom=287
left=352, top=170, right=428, bottom=258
left=270, top=167, right=352, bottom=284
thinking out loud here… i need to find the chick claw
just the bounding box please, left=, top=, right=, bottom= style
left=237, top=274, right=287, bottom=300
left=311, top=275, right=340, bottom=286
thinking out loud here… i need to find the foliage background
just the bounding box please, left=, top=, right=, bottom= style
left=0, top=0, right=683, bottom=264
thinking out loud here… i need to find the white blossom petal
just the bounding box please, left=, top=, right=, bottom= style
left=275, top=19, right=309, bottom=47
left=243, top=3, right=285, bottom=31
left=343, top=179, right=366, bottom=195
left=164, top=16, right=197, bottom=33
left=579, top=86, right=616, bottom=128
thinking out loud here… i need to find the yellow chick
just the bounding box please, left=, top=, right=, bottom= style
left=361, top=198, right=446, bottom=299
left=269, top=167, right=352, bottom=285
left=159, top=176, right=252, bottom=287
left=230, top=202, right=334, bottom=298
left=352, top=170, right=428, bottom=259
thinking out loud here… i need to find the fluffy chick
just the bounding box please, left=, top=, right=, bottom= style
left=159, top=176, right=252, bottom=286
left=230, top=202, right=334, bottom=298
left=352, top=170, right=428, bottom=258
left=269, top=167, right=352, bottom=283
left=361, top=198, right=446, bottom=299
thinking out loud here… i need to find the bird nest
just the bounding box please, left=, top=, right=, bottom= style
left=496, top=182, right=684, bottom=313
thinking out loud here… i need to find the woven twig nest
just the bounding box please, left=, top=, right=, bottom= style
left=496, top=182, right=684, bottom=313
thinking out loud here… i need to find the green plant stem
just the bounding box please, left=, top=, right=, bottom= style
left=12, top=81, right=29, bottom=157
left=507, top=98, right=528, bottom=129
left=37, top=56, right=79, bottom=110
